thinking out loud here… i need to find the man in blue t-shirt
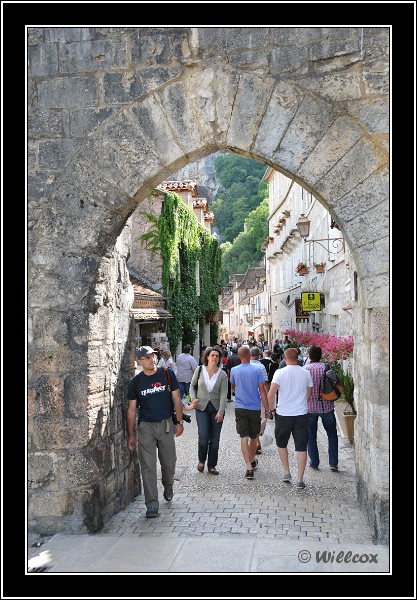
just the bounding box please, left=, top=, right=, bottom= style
left=230, top=345, right=270, bottom=481
left=127, top=346, right=184, bottom=519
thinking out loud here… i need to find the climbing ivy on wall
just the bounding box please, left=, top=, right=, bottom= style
left=141, top=192, right=222, bottom=354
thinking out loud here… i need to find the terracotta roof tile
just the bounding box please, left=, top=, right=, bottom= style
left=156, top=180, right=198, bottom=196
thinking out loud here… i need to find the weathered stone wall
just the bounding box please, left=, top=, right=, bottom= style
left=127, top=194, right=163, bottom=290
left=27, top=27, right=389, bottom=542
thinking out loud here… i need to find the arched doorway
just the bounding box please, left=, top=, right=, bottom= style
left=27, top=27, right=389, bottom=542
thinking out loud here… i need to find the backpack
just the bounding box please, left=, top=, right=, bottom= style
left=320, top=369, right=343, bottom=401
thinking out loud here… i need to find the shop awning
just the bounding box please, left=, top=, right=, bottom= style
left=131, top=308, right=173, bottom=320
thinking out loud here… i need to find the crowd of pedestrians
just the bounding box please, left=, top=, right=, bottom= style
left=127, top=337, right=341, bottom=518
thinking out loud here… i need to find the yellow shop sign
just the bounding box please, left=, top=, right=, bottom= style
left=301, top=292, right=321, bottom=311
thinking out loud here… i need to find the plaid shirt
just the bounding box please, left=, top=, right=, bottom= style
left=303, top=361, right=334, bottom=413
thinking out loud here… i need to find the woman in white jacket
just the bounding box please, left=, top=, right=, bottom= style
left=189, top=345, right=228, bottom=475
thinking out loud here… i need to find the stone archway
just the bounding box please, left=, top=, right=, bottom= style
left=28, top=27, right=389, bottom=542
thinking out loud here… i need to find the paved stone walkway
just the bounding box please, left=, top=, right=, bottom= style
left=28, top=400, right=389, bottom=573
left=96, top=400, right=374, bottom=543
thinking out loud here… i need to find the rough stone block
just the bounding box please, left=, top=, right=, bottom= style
left=55, top=450, right=99, bottom=486
left=209, top=66, right=239, bottom=140
left=33, top=416, right=91, bottom=449
left=81, top=114, right=163, bottom=193
left=140, top=66, right=183, bottom=95
left=345, top=205, right=389, bottom=248
left=368, top=307, right=389, bottom=341
left=28, top=144, right=37, bottom=170
left=157, top=81, right=210, bottom=158
left=358, top=237, right=389, bottom=276
left=298, top=115, right=362, bottom=186
left=229, top=50, right=269, bottom=69
left=28, top=109, right=66, bottom=140
left=102, top=71, right=144, bottom=104
left=196, top=27, right=269, bottom=58
left=28, top=43, right=58, bottom=76
left=28, top=452, right=55, bottom=489
left=331, top=170, right=389, bottom=224
left=302, top=71, right=363, bottom=101
left=39, top=139, right=83, bottom=171
left=271, top=93, right=338, bottom=175
left=268, top=45, right=309, bottom=75
left=38, top=77, right=97, bottom=108
left=44, top=28, right=95, bottom=43
left=131, top=31, right=191, bottom=65
left=27, top=172, right=56, bottom=203
left=28, top=388, right=36, bottom=418
left=70, top=107, right=117, bottom=137
left=29, top=490, right=69, bottom=517
left=360, top=272, right=389, bottom=308
left=314, top=137, right=380, bottom=204
left=64, top=373, right=90, bottom=416
left=345, top=97, right=389, bottom=134
left=227, top=73, right=275, bottom=153
left=253, top=81, right=301, bottom=159
left=59, top=40, right=128, bottom=73
left=36, top=375, right=65, bottom=416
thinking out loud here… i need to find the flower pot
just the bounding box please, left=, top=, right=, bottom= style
left=297, top=267, right=309, bottom=276
left=341, top=412, right=356, bottom=442
left=315, top=266, right=324, bottom=273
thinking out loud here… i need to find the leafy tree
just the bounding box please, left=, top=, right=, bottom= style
left=212, top=154, right=268, bottom=246
left=219, top=198, right=268, bottom=285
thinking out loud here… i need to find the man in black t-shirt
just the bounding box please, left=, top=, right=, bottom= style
left=260, top=349, right=273, bottom=376
left=127, top=346, right=184, bottom=519
left=226, top=345, right=241, bottom=400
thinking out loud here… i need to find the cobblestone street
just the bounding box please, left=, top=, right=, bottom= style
left=95, top=400, right=373, bottom=543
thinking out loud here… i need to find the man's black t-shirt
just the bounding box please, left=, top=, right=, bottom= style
left=127, top=367, right=179, bottom=422
left=227, top=354, right=241, bottom=371
left=260, top=357, right=273, bottom=375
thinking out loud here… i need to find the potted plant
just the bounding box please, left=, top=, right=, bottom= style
left=313, top=261, right=326, bottom=273
left=335, top=367, right=356, bottom=442
left=295, top=261, right=309, bottom=275
left=282, top=209, right=291, bottom=217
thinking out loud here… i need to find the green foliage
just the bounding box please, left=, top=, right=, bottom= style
left=211, top=154, right=268, bottom=245
left=141, top=192, right=222, bottom=354
left=219, top=198, right=268, bottom=286
left=334, top=366, right=356, bottom=413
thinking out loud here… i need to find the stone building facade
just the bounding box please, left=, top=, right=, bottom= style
left=27, top=27, right=390, bottom=543
left=263, top=169, right=354, bottom=341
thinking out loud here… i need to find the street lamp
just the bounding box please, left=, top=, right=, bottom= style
left=296, top=213, right=345, bottom=256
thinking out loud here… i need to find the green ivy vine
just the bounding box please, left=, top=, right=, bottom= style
left=141, top=192, right=222, bottom=353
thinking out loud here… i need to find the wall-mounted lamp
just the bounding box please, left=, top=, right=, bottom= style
left=296, top=214, right=345, bottom=256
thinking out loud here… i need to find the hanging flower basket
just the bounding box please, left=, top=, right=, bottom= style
left=282, top=210, right=291, bottom=217
left=313, top=262, right=326, bottom=273
left=295, top=262, right=309, bottom=275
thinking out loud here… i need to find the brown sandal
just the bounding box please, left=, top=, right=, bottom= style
left=208, top=467, right=219, bottom=475
left=197, top=463, right=205, bottom=473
